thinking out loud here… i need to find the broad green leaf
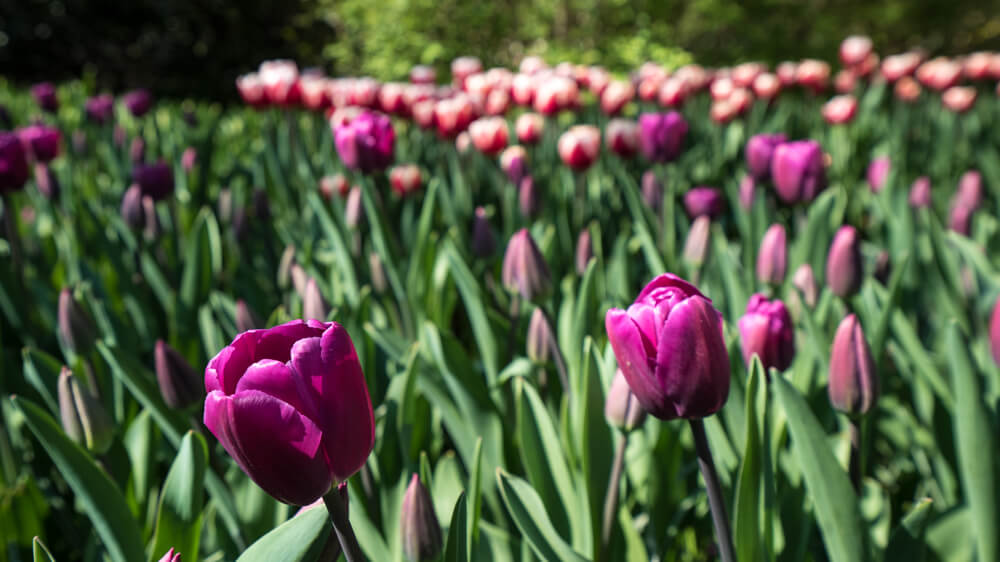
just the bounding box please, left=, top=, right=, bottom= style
left=149, top=431, right=208, bottom=562
left=445, top=242, right=499, bottom=386
left=885, top=498, right=933, bottom=562
left=444, top=492, right=469, bottom=562
left=496, top=470, right=588, bottom=562
left=22, top=347, right=64, bottom=415
left=236, top=503, right=332, bottom=562
left=306, top=191, right=359, bottom=307
left=733, top=358, right=765, bottom=562
left=773, top=376, right=866, bottom=562
left=12, top=397, right=145, bottom=562
left=469, top=437, right=484, bottom=543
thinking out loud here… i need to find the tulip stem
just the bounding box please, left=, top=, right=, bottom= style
left=600, top=433, right=628, bottom=560
left=323, top=486, right=365, bottom=562
left=2, top=193, right=22, bottom=274
left=848, top=419, right=861, bottom=493
left=689, top=418, right=737, bottom=562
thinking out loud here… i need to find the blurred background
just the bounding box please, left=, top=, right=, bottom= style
left=2, top=0, right=1000, bottom=100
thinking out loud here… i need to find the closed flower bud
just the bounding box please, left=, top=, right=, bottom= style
left=501, top=229, right=551, bottom=301
left=745, top=133, right=786, bottom=180
left=31, top=82, right=59, bottom=113
left=155, top=340, right=202, bottom=409
left=771, top=140, right=827, bottom=204
left=604, top=369, right=647, bottom=431
left=793, top=264, right=818, bottom=307
left=641, top=170, right=663, bottom=212
left=157, top=548, right=181, bottom=562
left=471, top=206, right=496, bottom=258
left=822, top=95, right=858, bottom=125
left=825, top=226, right=863, bottom=297
left=955, top=170, right=982, bottom=212
left=739, top=175, right=756, bottom=210
left=0, top=132, right=30, bottom=194
left=121, top=186, right=146, bottom=229
left=515, top=112, right=544, bottom=145
left=143, top=195, right=160, bottom=240
left=558, top=125, right=601, bottom=171
left=345, top=186, right=363, bottom=229
left=235, top=300, right=262, bottom=332
left=949, top=203, right=974, bottom=236
left=122, top=89, right=153, bottom=117
left=58, top=288, right=96, bottom=353
left=828, top=314, right=878, bottom=416
left=334, top=110, right=395, bottom=173
left=468, top=116, right=509, bottom=156
left=34, top=162, right=60, bottom=200
left=866, top=156, right=891, bottom=193
left=518, top=176, right=539, bottom=218
left=58, top=367, right=113, bottom=454
left=942, top=86, right=976, bottom=113
left=526, top=307, right=559, bottom=366
left=575, top=229, right=594, bottom=275
left=500, top=145, right=528, bottom=185
left=85, top=94, right=115, bottom=124
left=683, top=216, right=711, bottom=265
left=278, top=245, right=296, bottom=290
left=400, top=474, right=443, bottom=561
left=134, top=161, right=175, bottom=201
left=369, top=253, right=387, bottom=294
left=605, top=273, right=730, bottom=419
left=683, top=187, right=724, bottom=219
left=303, top=278, right=328, bottom=320
left=738, top=294, right=795, bottom=371
left=908, top=176, right=931, bottom=209
left=840, top=35, right=873, bottom=67
left=18, top=125, right=61, bottom=163
left=756, top=224, right=787, bottom=284
left=182, top=147, right=197, bottom=173
left=638, top=111, right=688, bottom=163
left=130, top=137, right=146, bottom=164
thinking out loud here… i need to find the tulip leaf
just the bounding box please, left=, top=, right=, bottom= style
left=347, top=482, right=393, bottom=561
left=869, top=252, right=910, bottom=360
left=445, top=242, right=499, bottom=386
left=123, top=410, right=155, bottom=510
left=11, top=396, right=145, bottom=562
left=615, top=165, right=666, bottom=274
left=149, top=431, right=208, bottom=562
left=947, top=324, right=998, bottom=562
left=573, top=338, right=613, bottom=551
left=22, top=347, right=64, bottom=416
left=235, top=504, right=332, bottom=562
left=885, top=498, right=933, bottom=562
left=773, top=376, right=867, bottom=562
left=496, top=470, right=588, bottom=562
left=306, top=191, right=359, bottom=307
left=32, top=536, right=55, bottom=562
left=733, top=357, right=765, bottom=562
left=469, top=437, right=484, bottom=543
left=444, top=492, right=469, bottom=562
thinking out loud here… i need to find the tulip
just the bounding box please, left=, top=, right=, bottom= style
left=683, top=187, right=724, bottom=219
left=157, top=548, right=181, bottom=562
left=834, top=70, right=856, bottom=94
left=345, top=186, right=363, bottom=229
left=771, top=140, right=826, bottom=204
left=134, top=161, right=175, bottom=201
left=434, top=96, right=475, bottom=139
left=454, top=131, right=472, bottom=153
left=752, top=73, right=781, bottom=100
left=518, top=176, right=539, bottom=218
left=989, top=297, right=1000, bottom=366
left=34, top=162, right=59, bottom=200
left=738, top=175, right=755, bottom=210
left=468, top=116, right=509, bottom=155
left=657, top=78, right=687, bottom=108
left=942, top=86, right=976, bottom=113
left=59, top=288, right=96, bottom=354
left=390, top=164, right=422, bottom=197
left=955, top=170, right=982, bottom=211
left=155, top=340, right=201, bottom=409
left=236, top=73, right=267, bottom=107
left=866, top=156, right=891, bottom=193
left=258, top=60, right=301, bottom=106
left=204, top=320, right=375, bottom=505
left=515, top=112, right=544, bottom=145
left=894, top=77, right=922, bottom=102
left=840, top=36, right=874, bottom=67
left=519, top=56, right=547, bottom=75
left=600, top=81, right=634, bottom=115
left=400, top=474, right=443, bottom=561
left=320, top=174, right=350, bottom=200
left=31, top=82, right=59, bottom=113
left=756, top=224, right=787, bottom=284
left=745, top=133, right=786, bottom=181
left=18, top=125, right=61, bottom=163
left=303, top=278, right=329, bottom=321
left=130, top=137, right=146, bottom=164
left=641, top=170, right=663, bottom=212
left=500, top=146, right=528, bottom=185
left=949, top=203, right=974, bottom=236
left=451, top=56, right=483, bottom=87
left=502, top=229, right=551, bottom=301
left=142, top=195, right=161, bottom=240
left=638, top=112, right=688, bottom=163
left=526, top=307, right=557, bottom=364
left=534, top=76, right=578, bottom=115
left=828, top=315, right=878, bottom=416
left=235, top=300, right=262, bottom=333
left=822, top=95, right=858, bottom=124
left=604, top=369, right=647, bottom=431
left=917, top=57, right=962, bottom=91
left=738, top=294, right=795, bottom=372
left=333, top=110, right=395, bottom=173
left=59, top=367, right=113, bottom=454
left=605, top=119, right=639, bottom=158
left=793, top=264, right=818, bottom=307
left=575, top=229, right=594, bottom=275
left=122, top=89, right=153, bottom=117
left=182, top=148, right=197, bottom=173
left=881, top=53, right=921, bottom=82
left=471, top=207, right=496, bottom=258
left=410, top=65, right=436, bottom=85
left=776, top=62, right=798, bottom=86
left=908, top=177, right=932, bottom=209
left=731, top=62, right=765, bottom=88
left=825, top=226, right=863, bottom=297
left=85, top=94, right=115, bottom=124
left=683, top=216, right=711, bottom=265
left=796, top=59, right=831, bottom=92
left=0, top=132, right=29, bottom=194
left=558, top=125, right=601, bottom=171
left=604, top=273, right=730, bottom=420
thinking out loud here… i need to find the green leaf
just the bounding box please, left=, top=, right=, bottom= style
left=22, top=347, right=65, bottom=415
left=123, top=410, right=155, bottom=509
left=11, top=397, right=145, bottom=562
left=733, top=358, right=765, bottom=562
left=32, top=536, right=55, bottom=562
left=947, top=324, right=998, bottom=562
left=444, top=492, right=469, bottom=562
left=149, top=431, right=208, bottom=562
left=236, top=504, right=332, bottom=562
left=773, top=376, right=866, bottom=562
left=469, top=437, right=484, bottom=543
left=885, top=498, right=933, bottom=562
left=306, top=191, right=359, bottom=307
left=496, top=470, right=588, bottom=562
left=445, top=242, right=499, bottom=386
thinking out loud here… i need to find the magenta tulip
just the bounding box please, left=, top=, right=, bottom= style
left=501, top=229, right=551, bottom=301
left=825, top=226, right=863, bottom=297
left=0, top=132, right=30, bottom=194
left=683, top=187, right=724, bottom=219
left=866, top=156, right=891, bottom=193
left=333, top=110, right=395, bottom=173
left=738, top=294, right=795, bottom=372
left=828, top=314, right=878, bottom=416
left=31, top=82, right=59, bottom=113
left=756, top=224, right=787, bottom=284
left=18, top=125, right=61, bottom=163
left=745, top=133, right=786, bottom=180
left=771, top=140, right=826, bottom=204
left=638, top=112, right=688, bottom=163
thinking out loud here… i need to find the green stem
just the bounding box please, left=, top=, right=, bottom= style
left=689, top=418, right=737, bottom=562
left=323, top=486, right=364, bottom=562
left=600, top=434, right=628, bottom=560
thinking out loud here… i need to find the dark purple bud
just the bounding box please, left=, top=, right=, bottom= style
left=122, top=89, right=153, bottom=118
left=472, top=206, right=496, bottom=258
left=400, top=474, right=442, bottom=562
left=738, top=294, right=795, bottom=372
left=155, top=340, right=201, bottom=409
left=18, top=125, right=61, bottom=163
left=828, top=314, right=878, bottom=416
left=134, top=161, right=174, bottom=201
left=745, top=133, right=786, bottom=180
left=85, top=94, right=115, bottom=124
left=0, top=132, right=30, bottom=194
left=575, top=229, right=594, bottom=275
left=825, top=225, right=862, bottom=297
left=501, top=229, right=551, bottom=301
left=683, top=186, right=724, bottom=219
left=756, top=224, right=787, bottom=284
left=518, top=175, right=539, bottom=218
left=58, top=288, right=95, bottom=353
left=31, top=82, right=59, bottom=113
left=333, top=110, right=395, bottom=173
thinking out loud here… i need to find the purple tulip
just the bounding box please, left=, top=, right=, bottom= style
left=828, top=314, right=878, bottom=416
left=18, top=125, right=61, bottom=163
left=400, top=474, right=443, bottom=562
left=0, top=132, right=30, bottom=194
left=501, top=229, right=551, bottom=301
left=738, top=175, right=756, bottom=210
left=771, top=140, right=826, bottom=204
left=949, top=203, right=974, bottom=236
left=605, top=273, right=730, bottom=420
left=638, top=111, right=688, bottom=163
left=333, top=111, right=395, bottom=173
left=121, top=185, right=145, bottom=229
left=604, top=369, right=647, bottom=431
left=204, top=320, right=375, bottom=505
left=472, top=207, right=496, bottom=258
left=34, top=162, right=59, bottom=200
left=825, top=225, right=863, bottom=297
left=31, top=82, right=59, bottom=113
left=155, top=340, right=201, bottom=409
left=122, top=89, right=153, bottom=117
left=575, top=229, right=594, bottom=275
left=908, top=177, right=931, bottom=209
left=738, top=294, right=795, bottom=372
left=866, top=156, right=891, bottom=193
left=683, top=187, right=724, bottom=219
left=641, top=170, right=663, bottom=212
left=954, top=170, right=982, bottom=212
left=518, top=175, right=539, bottom=218
left=756, top=224, right=787, bottom=284
left=134, top=161, right=175, bottom=201
left=85, top=94, right=115, bottom=124
left=745, top=133, right=786, bottom=180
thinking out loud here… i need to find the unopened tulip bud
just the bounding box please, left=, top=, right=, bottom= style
left=235, top=300, right=262, bottom=332
left=303, top=278, right=328, bottom=320
left=526, top=308, right=557, bottom=363
left=638, top=111, right=688, bottom=163
left=745, top=133, right=786, bottom=181
left=123, top=89, right=153, bottom=118
left=34, top=162, right=60, bottom=200
left=58, top=367, right=113, bottom=454
left=182, top=147, right=197, bottom=173
left=290, top=264, right=309, bottom=300
left=955, top=170, right=982, bottom=212
left=472, top=206, right=496, bottom=258
left=825, top=226, right=863, bottom=297
left=989, top=297, right=1000, bottom=366
left=605, top=369, right=647, bottom=431
left=400, top=474, right=442, bottom=561
left=142, top=195, right=160, bottom=240
left=605, top=119, right=639, bottom=158
left=369, top=253, right=387, bottom=294
left=130, top=137, right=145, bottom=164
left=558, top=125, right=601, bottom=170
left=772, top=140, right=827, bottom=204
left=756, top=224, right=787, bottom=284
left=738, top=294, right=795, bottom=371
left=828, top=314, right=878, bottom=416
left=515, top=112, right=544, bottom=145
left=157, top=548, right=181, bottom=562
left=31, top=82, right=59, bottom=113
left=121, top=185, right=145, bottom=229
left=683, top=216, right=711, bottom=265
left=641, top=170, right=663, bottom=212
left=793, top=264, right=818, bottom=307
left=739, top=175, right=756, bottom=210
left=866, top=156, right=891, bottom=193
left=155, top=340, right=201, bottom=409
left=502, top=229, right=551, bottom=301
left=683, top=187, right=724, bottom=219
left=908, top=177, right=931, bottom=209
left=59, top=288, right=95, bottom=354
left=500, top=146, right=528, bottom=185
left=518, top=176, right=539, bottom=218
left=949, top=203, right=974, bottom=236
left=575, top=229, right=594, bottom=275
left=278, top=245, right=296, bottom=290
left=345, top=186, right=363, bottom=228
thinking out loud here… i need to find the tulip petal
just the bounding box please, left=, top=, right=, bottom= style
left=206, top=330, right=258, bottom=394
left=636, top=273, right=705, bottom=302
left=605, top=308, right=663, bottom=414
left=255, top=320, right=328, bottom=363
left=654, top=297, right=730, bottom=419
left=235, top=359, right=314, bottom=419
left=204, top=390, right=331, bottom=505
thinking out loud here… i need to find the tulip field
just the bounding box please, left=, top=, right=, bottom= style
left=4, top=36, right=1000, bottom=562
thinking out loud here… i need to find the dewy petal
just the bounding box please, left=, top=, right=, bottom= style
left=605, top=308, right=663, bottom=415
left=205, top=389, right=331, bottom=505
left=653, top=297, right=730, bottom=419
